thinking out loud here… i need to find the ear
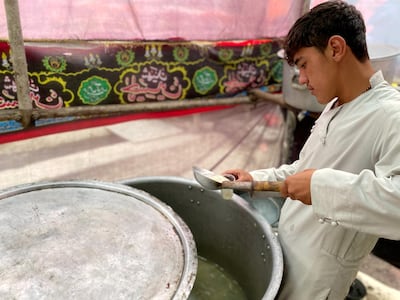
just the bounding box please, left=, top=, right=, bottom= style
left=327, top=35, right=347, bottom=62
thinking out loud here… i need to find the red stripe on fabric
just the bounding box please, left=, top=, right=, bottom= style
left=0, top=105, right=233, bottom=144
left=216, top=39, right=272, bottom=47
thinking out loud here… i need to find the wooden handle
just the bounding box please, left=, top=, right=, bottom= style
left=221, top=181, right=252, bottom=190
left=221, top=180, right=283, bottom=192
left=252, top=181, right=283, bottom=192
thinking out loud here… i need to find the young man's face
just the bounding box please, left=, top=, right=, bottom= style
left=293, top=46, right=338, bottom=104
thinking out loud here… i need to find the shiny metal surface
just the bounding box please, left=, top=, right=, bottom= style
left=282, top=59, right=326, bottom=112
left=369, top=44, right=400, bottom=83
left=120, top=176, right=283, bottom=300
left=192, top=166, right=229, bottom=190
left=0, top=180, right=197, bottom=300
left=193, top=166, right=283, bottom=193
left=238, top=191, right=284, bottom=228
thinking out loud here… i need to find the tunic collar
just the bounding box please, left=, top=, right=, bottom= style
left=326, top=71, right=384, bottom=111
left=370, top=70, right=385, bottom=88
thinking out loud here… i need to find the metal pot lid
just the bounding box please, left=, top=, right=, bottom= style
left=0, top=180, right=197, bottom=299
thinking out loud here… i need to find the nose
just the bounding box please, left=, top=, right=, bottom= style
left=298, top=69, right=308, bottom=85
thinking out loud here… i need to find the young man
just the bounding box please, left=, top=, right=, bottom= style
left=225, top=1, right=400, bottom=299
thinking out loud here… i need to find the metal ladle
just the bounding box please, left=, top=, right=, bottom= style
left=192, top=166, right=283, bottom=193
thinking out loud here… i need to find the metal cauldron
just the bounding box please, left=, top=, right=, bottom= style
left=0, top=180, right=197, bottom=299
left=120, top=176, right=283, bottom=300
left=282, top=59, right=326, bottom=113
left=369, top=44, right=400, bottom=83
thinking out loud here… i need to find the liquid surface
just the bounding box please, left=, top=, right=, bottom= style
left=189, top=256, right=247, bottom=300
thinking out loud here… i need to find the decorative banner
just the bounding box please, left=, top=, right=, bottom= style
left=0, top=39, right=284, bottom=132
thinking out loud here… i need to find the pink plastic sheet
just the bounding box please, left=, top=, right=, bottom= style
left=0, top=0, right=304, bottom=41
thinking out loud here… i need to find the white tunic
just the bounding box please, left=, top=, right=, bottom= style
left=251, top=71, right=400, bottom=300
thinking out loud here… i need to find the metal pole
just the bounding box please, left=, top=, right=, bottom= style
left=0, top=90, right=288, bottom=122
left=4, top=0, right=32, bottom=128
left=30, top=96, right=256, bottom=120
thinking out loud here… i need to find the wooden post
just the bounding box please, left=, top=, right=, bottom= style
left=4, top=0, right=32, bottom=128
left=303, top=0, right=311, bottom=13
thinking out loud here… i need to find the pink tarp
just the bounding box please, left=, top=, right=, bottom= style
left=0, top=0, right=304, bottom=41
left=1, top=1, right=399, bottom=44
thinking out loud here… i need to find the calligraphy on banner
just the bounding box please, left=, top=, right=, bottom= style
left=0, top=73, right=73, bottom=110
left=115, top=62, right=189, bottom=103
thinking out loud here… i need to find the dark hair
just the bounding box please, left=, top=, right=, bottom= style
left=284, top=0, right=369, bottom=65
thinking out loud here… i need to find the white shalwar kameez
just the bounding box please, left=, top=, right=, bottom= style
left=250, top=71, right=400, bottom=300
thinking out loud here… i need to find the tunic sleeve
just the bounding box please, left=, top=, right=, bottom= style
left=250, top=160, right=299, bottom=181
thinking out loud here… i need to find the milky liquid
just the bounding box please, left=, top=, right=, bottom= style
left=188, top=256, right=247, bottom=300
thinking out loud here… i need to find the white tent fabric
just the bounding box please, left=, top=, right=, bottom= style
left=0, top=0, right=305, bottom=41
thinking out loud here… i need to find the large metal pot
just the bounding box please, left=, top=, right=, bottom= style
left=282, top=59, right=326, bottom=113
left=121, top=176, right=283, bottom=300
left=282, top=44, right=400, bottom=113
left=369, top=44, right=400, bottom=83
left=0, top=180, right=197, bottom=299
